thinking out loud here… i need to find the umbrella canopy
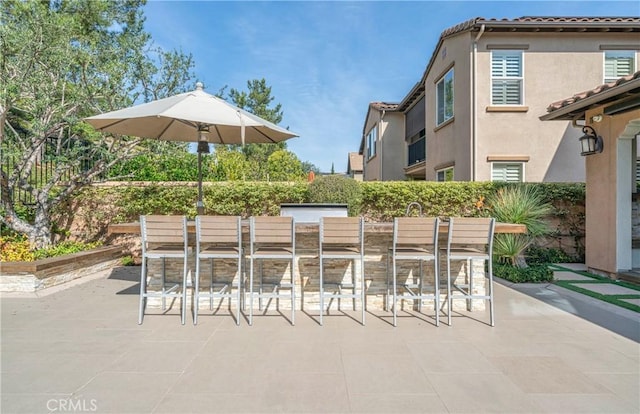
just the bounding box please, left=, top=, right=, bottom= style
left=85, top=82, right=299, bottom=213
left=85, top=82, right=298, bottom=145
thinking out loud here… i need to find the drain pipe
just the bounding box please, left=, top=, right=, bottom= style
left=380, top=109, right=386, bottom=180
left=472, top=24, right=485, bottom=181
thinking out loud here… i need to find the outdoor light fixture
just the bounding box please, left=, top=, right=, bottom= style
left=579, top=125, right=603, bottom=156
left=197, top=124, right=210, bottom=154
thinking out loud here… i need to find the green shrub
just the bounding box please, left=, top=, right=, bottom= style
left=360, top=181, right=493, bottom=221
left=525, top=245, right=579, bottom=265
left=0, top=235, right=34, bottom=262
left=488, top=185, right=553, bottom=268
left=493, top=262, right=554, bottom=283
left=308, top=175, right=363, bottom=216
left=121, top=255, right=136, bottom=266
left=33, top=240, right=103, bottom=260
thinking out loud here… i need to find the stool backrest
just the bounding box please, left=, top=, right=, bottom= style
left=140, top=215, right=188, bottom=253
left=447, top=217, right=495, bottom=249
left=250, top=216, right=294, bottom=245
left=196, top=215, right=241, bottom=245
left=320, top=217, right=363, bottom=246
left=393, top=217, right=439, bottom=247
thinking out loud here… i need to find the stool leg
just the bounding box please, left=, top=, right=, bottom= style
left=161, top=257, right=166, bottom=310
left=138, top=257, right=147, bottom=325
left=319, top=257, right=324, bottom=326
left=249, top=257, right=254, bottom=326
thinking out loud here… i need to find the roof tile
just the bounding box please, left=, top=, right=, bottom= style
left=547, top=71, right=640, bottom=112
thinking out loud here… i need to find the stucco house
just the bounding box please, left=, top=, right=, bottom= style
left=359, top=16, right=640, bottom=182
left=346, top=152, right=364, bottom=181
left=542, top=71, right=640, bottom=280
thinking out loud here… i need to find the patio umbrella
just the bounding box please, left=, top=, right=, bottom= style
left=85, top=82, right=298, bottom=213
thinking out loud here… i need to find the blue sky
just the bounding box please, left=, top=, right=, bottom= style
left=143, top=0, right=640, bottom=173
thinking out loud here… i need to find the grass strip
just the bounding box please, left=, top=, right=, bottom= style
left=554, top=280, right=640, bottom=313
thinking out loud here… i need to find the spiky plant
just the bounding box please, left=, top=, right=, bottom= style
left=489, top=185, right=553, bottom=268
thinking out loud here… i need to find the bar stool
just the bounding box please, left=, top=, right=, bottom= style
left=387, top=217, right=440, bottom=327
left=138, top=215, right=188, bottom=325
left=193, top=215, right=243, bottom=325
left=247, top=216, right=296, bottom=326
left=443, top=217, right=496, bottom=326
left=318, top=216, right=366, bottom=325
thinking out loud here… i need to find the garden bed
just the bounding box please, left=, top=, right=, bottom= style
left=0, top=245, right=122, bottom=292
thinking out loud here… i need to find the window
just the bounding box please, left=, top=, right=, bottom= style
left=491, top=51, right=523, bottom=105
left=366, top=126, right=377, bottom=160
left=491, top=163, right=523, bottom=182
left=604, top=50, right=636, bottom=83
left=437, top=167, right=454, bottom=182
left=436, top=68, right=454, bottom=126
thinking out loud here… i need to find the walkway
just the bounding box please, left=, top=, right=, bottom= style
left=1, top=265, right=639, bottom=413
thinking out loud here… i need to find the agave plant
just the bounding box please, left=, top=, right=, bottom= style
left=489, top=185, right=553, bottom=268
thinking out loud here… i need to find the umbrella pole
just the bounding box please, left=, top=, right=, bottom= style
left=197, top=151, right=204, bottom=215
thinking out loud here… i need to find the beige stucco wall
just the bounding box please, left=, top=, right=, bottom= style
left=381, top=112, right=407, bottom=180
left=421, top=30, right=639, bottom=182
left=424, top=33, right=473, bottom=181
left=363, top=109, right=405, bottom=181
left=477, top=33, right=639, bottom=182
left=585, top=107, right=640, bottom=275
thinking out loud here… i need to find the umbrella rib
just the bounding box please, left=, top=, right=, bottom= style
left=213, top=125, right=225, bottom=144
left=252, top=127, right=278, bottom=143
left=94, top=118, right=128, bottom=131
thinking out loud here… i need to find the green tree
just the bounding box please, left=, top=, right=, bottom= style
left=212, top=146, right=250, bottom=181
left=0, top=0, right=194, bottom=247
left=225, top=78, right=288, bottom=179
left=267, top=150, right=304, bottom=181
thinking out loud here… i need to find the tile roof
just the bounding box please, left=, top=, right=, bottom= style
left=370, top=102, right=399, bottom=111
left=441, top=16, right=640, bottom=39
left=541, top=71, right=640, bottom=120
left=546, top=71, right=640, bottom=112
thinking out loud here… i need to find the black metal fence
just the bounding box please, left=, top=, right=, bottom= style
left=1, top=142, right=98, bottom=206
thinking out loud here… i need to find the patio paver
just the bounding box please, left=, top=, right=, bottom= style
left=1, top=265, right=639, bottom=413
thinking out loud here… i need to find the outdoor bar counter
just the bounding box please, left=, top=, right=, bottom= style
left=108, top=220, right=525, bottom=312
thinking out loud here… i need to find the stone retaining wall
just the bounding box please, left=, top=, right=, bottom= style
left=0, top=246, right=123, bottom=292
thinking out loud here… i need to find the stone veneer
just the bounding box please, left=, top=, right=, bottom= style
left=144, top=226, right=487, bottom=313
left=0, top=246, right=122, bottom=292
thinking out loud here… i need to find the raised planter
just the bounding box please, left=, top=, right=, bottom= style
left=0, top=246, right=122, bottom=293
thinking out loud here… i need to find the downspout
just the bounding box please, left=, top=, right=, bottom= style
left=380, top=109, right=386, bottom=180
left=472, top=24, right=485, bottom=181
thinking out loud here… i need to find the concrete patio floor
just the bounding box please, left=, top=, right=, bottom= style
left=1, top=265, right=639, bottom=413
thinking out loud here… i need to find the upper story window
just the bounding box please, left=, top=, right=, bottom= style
left=491, top=162, right=524, bottom=182
left=491, top=51, right=523, bottom=105
left=366, top=125, right=377, bottom=160
left=436, top=167, right=454, bottom=182
left=604, top=50, right=636, bottom=83
left=436, top=68, right=454, bottom=126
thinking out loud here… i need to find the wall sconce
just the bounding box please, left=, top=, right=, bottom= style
left=197, top=124, right=210, bottom=153
left=579, top=125, right=603, bottom=156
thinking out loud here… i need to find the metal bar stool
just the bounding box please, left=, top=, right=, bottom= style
left=443, top=217, right=496, bottom=326
left=318, top=216, right=366, bottom=325
left=247, top=216, right=296, bottom=326
left=139, top=215, right=189, bottom=325
left=193, top=215, right=243, bottom=325
left=387, top=217, right=440, bottom=327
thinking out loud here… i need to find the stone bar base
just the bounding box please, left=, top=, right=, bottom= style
left=144, top=232, right=488, bottom=312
